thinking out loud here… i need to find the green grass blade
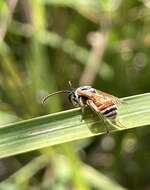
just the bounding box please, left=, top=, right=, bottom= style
left=0, top=93, right=150, bottom=158
left=0, top=154, right=127, bottom=190
left=82, top=164, right=127, bottom=190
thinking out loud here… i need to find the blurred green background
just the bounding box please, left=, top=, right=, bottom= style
left=0, top=0, right=150, bottom=189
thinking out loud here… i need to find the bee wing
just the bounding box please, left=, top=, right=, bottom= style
left=95, top=90, right=122, bottom=105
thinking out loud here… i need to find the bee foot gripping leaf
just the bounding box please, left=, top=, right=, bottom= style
left=112, top=119, right=127, bottom=130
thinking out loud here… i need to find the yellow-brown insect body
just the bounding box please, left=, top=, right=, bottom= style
left=75, top=86, right=119, bottom=119
left=42, top=84, right=124, bottom=133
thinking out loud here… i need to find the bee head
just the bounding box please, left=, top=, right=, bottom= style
left=42, top=82, right=94, bottom=107
left=68, top=90, right=80, bottom=107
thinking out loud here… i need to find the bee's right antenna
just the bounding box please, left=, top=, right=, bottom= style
left=42, top=90, right=69, bottom=104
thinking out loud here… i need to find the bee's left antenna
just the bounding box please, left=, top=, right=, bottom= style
left=42, top=90, right=69, bottom=104
left=68, top=81, right=73, bottom=90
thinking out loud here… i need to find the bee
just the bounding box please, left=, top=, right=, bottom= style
left=42, top=82, right=125, bottom=133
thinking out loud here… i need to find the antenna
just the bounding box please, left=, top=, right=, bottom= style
left=68, top=81, right=73, bottom=90
left=42, top=90, right=69, bottom=104
left=42, top=81, right=74, bottom=104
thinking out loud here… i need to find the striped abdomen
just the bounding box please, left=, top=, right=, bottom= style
left=99, top=104, right=118, bottom=119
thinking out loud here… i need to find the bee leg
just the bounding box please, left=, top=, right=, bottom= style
left=115, top=119, right=127, bottom=129
left=79, top=97, right=86, bottom=122
left=97, top=113, right=110, bottom=134
left=104, top=123, right=110, bottom=134
left=104, top=120, right=110, bottom=134
left=80, top=107, right=85, bottom=122
left=86, top=100, right=110, bottom=134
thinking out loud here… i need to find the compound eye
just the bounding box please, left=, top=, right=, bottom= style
left=68, top=93, right=79, bottom=107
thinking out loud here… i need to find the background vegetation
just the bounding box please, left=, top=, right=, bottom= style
left=0, top=0, right=150, bottom=189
